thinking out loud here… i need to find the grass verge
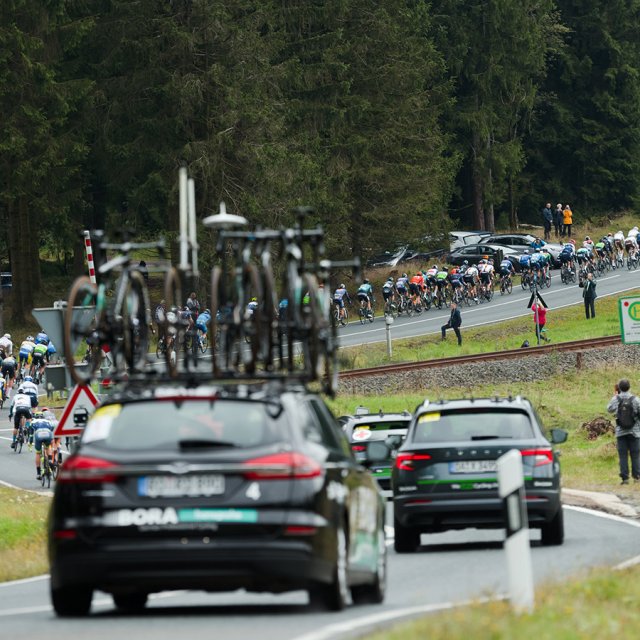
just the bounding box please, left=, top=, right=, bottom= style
left=329, top=364, right=639, bottom=494
left=367, top=565, right=640, bottom=640
left=0, top=487, right=50, bottom=582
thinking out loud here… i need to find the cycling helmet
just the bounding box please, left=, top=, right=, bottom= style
left=524, top=249, right=529, bottom=254
left=24, top=376, right=33, bottom=382
left=488, top=259, right=494, bottom=265
left=3, top=333, right=10, bottom=339
left=250, top=297, right=257, bottom=302
left=26, top=336, right=35, bottom=342
left=585, top=236, right=590, bottom=241
left=340, top=283, right=345, bottom=289
left=432, top=265, right=438, bottom=270
left=364, top=279, right=370, bottom=284
left=386, top=276, right=393, bottom=282
left=463, top=260, right=468, bottom=266
left=402, top=273, right=407, bottom=279
left=570, top=239, right=576, bottom=245
left=17, top=387, right=24, bottom=394
left=204, top=308, right=211, bottom=314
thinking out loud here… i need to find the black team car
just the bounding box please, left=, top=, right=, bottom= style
left=343, top=410, right=412, bottom=496
left=49, top=382, right=387, bottom=616
left=391, top=397, right=567, bottom=553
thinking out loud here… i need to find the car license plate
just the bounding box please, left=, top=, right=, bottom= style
left=139, top=475, right=225, bottom=498
left=450, top=461, right=497, bottom=474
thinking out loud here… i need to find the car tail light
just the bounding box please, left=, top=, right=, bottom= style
left=57, top=455, right=121, bottom=483
left=351, top=445, right=366, bottom=453
left=53, top=529, right=78, bottom=540
left=243, top=452, right=322, bottom=480
left=405, top=499, right=432, bottom=506
left=395, top=452, right=432, bottom=471
left=521, top=448, right=553, bottom=467
left=284, top=525, right=318, bottom=536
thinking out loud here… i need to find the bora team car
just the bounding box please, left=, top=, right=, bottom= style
left=390, top=396, right=567, bottom=552
left=48, top=382, right=387, bottom=615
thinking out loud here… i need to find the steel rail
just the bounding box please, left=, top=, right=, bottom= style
left=339, top=334, right=623, bottom=379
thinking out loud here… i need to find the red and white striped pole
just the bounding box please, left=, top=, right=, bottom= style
left=84, top=230, right=97, bottom=284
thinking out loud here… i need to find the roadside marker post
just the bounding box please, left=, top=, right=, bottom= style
left=53, top=384, right=100, bottom=438
left=618, top=295, right=640, bottom=344
left=83, top=230, right=96, bottom=285
left=497, top=449, right=534, bottom=613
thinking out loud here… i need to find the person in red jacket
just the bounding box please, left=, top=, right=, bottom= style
left=532, top=302, right=549, bottom=343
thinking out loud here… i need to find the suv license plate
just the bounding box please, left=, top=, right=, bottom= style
left=450, top=461, right=497, bottom=474
left=139, top=475, right=225, bottom=498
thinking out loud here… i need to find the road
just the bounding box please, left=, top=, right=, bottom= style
left=0, top=507, right=639, bottom=640
left=336, top=268, right=640, bottom=349
left=1, top=268, right=640, bottom=637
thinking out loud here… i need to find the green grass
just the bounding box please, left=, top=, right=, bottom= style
left=329, top=365, right=637, bottom=494
left=367, top=565, right=640, bottom=640
left=0, top=487, right=51, bottom=582
left=337, top=285, right=637, bottom=371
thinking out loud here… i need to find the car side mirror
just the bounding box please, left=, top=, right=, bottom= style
left=550, top=428, right=568, bottom=444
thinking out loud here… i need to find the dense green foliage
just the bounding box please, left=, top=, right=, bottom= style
left=2, top=0, right=640, bottom=319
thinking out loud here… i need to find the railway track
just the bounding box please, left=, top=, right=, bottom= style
left=339, top=334, right=622, bottom=379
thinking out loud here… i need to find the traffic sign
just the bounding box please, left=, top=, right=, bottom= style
left=618, top=296, right=640, bottom=344
left=53, top=384, right=100, bottom=438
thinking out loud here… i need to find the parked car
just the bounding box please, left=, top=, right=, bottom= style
left=367, top=245, right=446, bottom=268
left=445, top=244, right=521, bottom=271
left=449, top=231, right=492, bottom=251
left=483, top=234, right=563, bottom=267
left=390, top=396, right=567, bottom=553
left=343, top=409, right=412, bottom=497
left=49, top=381, right=387, bottom=615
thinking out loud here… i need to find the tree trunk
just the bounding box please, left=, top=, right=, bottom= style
left=28, top=204, right=41, bottom=292
left=471, top=156, right=484, bottom=230
left=508, top=175, right=518, bottom=229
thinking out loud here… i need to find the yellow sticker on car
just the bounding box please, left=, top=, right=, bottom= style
left=418, top=412, right=441, bottom=423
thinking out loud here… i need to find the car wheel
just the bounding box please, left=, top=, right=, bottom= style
left=112, top=592, right=149, bottom=612
left=351, top=528, right=387, bottom=605
left=309, top=524, right=350, bottom=611
left=51, top=585, right=93, bottom=617
left=540, top=506, right=564, bottom=546
left=394, top=517, right=420, bottom=553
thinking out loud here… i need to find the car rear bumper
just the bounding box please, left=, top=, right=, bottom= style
left=394, top=491, right=561, bottom=532
left=50, top=537, right=332, bottom=594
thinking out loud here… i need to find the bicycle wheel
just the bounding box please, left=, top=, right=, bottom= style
left=163, top=267, right=183, bottom=378
left=359, top=307, right=366, bottom=325
left=199, top=333, right=208, bottom=353
left=259, top=264, right=278, bottom=370
left=506, top=278, right=513, bottom=294
left=64, top=276, right=101, bottom=385
left=121, top=270, right=151, bottom=374
left=155, top=339, right=164, bottom=359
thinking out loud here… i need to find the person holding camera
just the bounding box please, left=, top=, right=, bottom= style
left=607, top=379, right=640, bottom=484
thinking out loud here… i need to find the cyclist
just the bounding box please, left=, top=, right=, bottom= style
left=434, top=266, right=449, bottom=303
left=18, top=336, right=36, bottom=377
left=196, top=308, right=211, bottom=336
left=46, top=341, right=57, bottom=363
left=559, top=239, right=575, bottom=272
left=30, top=341, right=48, bottom=382
left=625, top=230, right=638, bottom=259
left=154, top=299, right=167, bottom=343
left=9, top=387, right=33, bottom=449
left=519, top=250, right=532, bottom=278
left=35, top=330, right=50, bottom=346
left=32, top=412, right=58, bottom=481
left=594, top=238, right=606, bottom=267
left=333, top=284, right=351, bottom=321
left=499, top=257, right=515, bottom=279
left=356, top=279, right=374, bottom=317
left=381, top=277, right=396, bottom=307
left=408, top=272, right=424, bottom=309
left=1, top=353, right=17, bottom=395
left=0, top=376, right=5, bottom=407
left=21, top=375, right=39, bottom=408
left=465, top=263, right=480, bottom=301
left=613, top=229, right=625, bottom=253
left=629, top=226, right=639, bottom=241
left=477, top=259, right=492, bottom=295
left=448, top=267, right=465, bottom=299
left=0, top=333, right=12, bottom=359
left=575, top=244, right=593, bottom=272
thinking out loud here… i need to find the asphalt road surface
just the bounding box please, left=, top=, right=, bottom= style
left=0, top=507, right=639, bottom=640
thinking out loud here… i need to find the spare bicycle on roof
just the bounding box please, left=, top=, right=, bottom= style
left=63, top=169, right=359, bottom=396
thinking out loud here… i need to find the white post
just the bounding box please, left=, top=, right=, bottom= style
left=385, top=315, right=393, bottom=358
left=179, top=166, right=189, bottom=270
left=187, top=177, right=198, bottom=276
left=497, top=449, right=534, bottom=613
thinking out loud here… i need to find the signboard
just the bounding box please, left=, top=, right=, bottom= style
left=53, top=384, right=100, bottom=438
left=618, top=296, right=640, bottom=344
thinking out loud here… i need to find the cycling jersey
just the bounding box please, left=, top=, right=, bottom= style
left=32, top=419, right=55, bottom=453
left=196, top=310, right=211, bottom=333
left=519, top=254, right=531, bottom=268
left=629, top=228, right=639, bottom=239
left=357, top=283, right=373, bottom=296
left=0, top=336, right=12, bottom=355
left=395, top=278, right=409, bottom=292
left=33, top=343, right=47, bottom=357
left=35, top=332, right=49, bottom=345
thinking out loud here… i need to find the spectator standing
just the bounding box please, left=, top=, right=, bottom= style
left=553, top=203, right=562, bottom=238
left=607, top=379, right=640, bottom=484
left=562, top=204, right=573, bottom=237
left=441, top=301, right=462, bottom=346
left=542, top=203, right=553, bottom=240
left=582, top=272, right=597, bottom=319
left=532, top=301, right=549, bottom=343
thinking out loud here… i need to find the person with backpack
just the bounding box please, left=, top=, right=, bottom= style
left=607, top=379, right=640, bottom=484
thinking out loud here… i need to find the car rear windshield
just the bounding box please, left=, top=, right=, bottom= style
left=413, top=409, right=535, bottom=443
left=351, top=420, right=409, bottom=433
left=81, top=399, right=287, bottom=451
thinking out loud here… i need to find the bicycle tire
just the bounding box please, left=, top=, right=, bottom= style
left=259, top=264, right=278, bottom=371
left=199, top=333, right=208, bottom=354
left=163, top=267, right=183, bottom=378
left=155, top=340, right=164, bottom=359
left=359, top=308, right=366, bottom=325
left=64, top=276, right=101, bottom=385
left=240, top=263, right=262, bottom=375
left=121, top=270, right=151, bottom=374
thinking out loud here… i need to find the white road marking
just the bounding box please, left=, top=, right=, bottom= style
left=615, top=554, right=640, bottom=571
left=0, top=574, right=49, bottom=588
left=291, top=596, right=505, bottom=640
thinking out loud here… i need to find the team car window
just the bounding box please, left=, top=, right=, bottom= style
left=81, top=400, right=287, bottom=450
left=413, top=409, right=534, bottom=442
left=308, top=399, right=349, bottom=455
